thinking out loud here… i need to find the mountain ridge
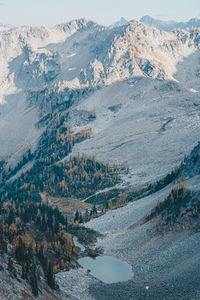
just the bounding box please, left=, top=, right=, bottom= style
left=140, top=15, right=200, bottom=31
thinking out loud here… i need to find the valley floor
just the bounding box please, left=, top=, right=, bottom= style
left=57, top=179, right=200, bottom=300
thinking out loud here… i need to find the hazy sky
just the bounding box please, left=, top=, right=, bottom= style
left=0, top=0, right=200, bottom=27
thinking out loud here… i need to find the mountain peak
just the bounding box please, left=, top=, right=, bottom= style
left=54, top=18, right=99, bottom=30
left=110, top=17, right=128, bottom=29
left=119, top=17, right=127, bottom=22
left=140, top=15, right=153, bottom=22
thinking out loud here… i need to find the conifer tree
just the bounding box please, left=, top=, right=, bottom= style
left=29, top=264, right=38, bottom=296
left=47, top=262, right=55, bottom=289
left=74, top=210, right=80, bottom=223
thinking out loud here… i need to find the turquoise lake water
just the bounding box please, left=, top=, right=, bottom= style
left=78, top=255, right=133, bottom=284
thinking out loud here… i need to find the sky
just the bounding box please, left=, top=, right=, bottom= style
left=0, top=0, right=200, bottom=27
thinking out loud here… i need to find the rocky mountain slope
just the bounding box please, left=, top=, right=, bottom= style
left=1, top=18, right=200, bottom=167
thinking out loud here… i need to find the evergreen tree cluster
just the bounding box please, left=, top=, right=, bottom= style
left=0, top=201, right=75, bottom=295
left=0, top=154, right=120, bottom=206
left=146, top=178, right=200, bottom=233
left=74, top=205, right=97, bottom=223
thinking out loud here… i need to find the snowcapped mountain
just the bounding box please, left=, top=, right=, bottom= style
left=1, top=18, right=200, bottom=105
left=140, top=15, right=200, bottom=31
left=0, top=18, right=100, bottom=162
left=0, top=18, right=98, bottom=103
left=79, top=20, right=200, bottom=86
left=109, top=17, right=128, bottom=28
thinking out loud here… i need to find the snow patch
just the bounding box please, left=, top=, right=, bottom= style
left=67, top=53, right=76, bottom=58
left=190, top=88, right=198, bottom=93
left=68, top=67, right=77, bottom=71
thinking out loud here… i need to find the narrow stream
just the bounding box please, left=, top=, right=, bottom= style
left=73, top=236, right=85, bottom=252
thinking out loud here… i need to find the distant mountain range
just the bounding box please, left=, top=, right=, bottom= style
left=0, top=22, right=13, bottom=28
left=140, top=15, right=200, bottom=31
